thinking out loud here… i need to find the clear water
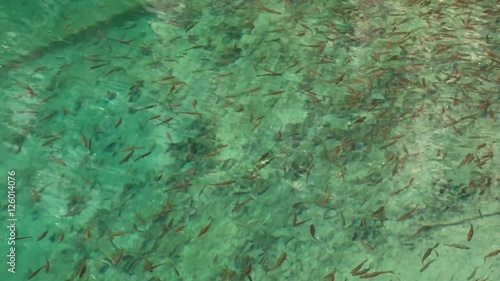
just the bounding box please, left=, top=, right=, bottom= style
left=1, top=0, right=499, bottom=280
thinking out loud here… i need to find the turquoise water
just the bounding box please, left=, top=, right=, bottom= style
left=1, top=0, right=499, bottom=280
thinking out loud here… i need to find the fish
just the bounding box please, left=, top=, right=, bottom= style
left=292, top=213, right=310, bottom=227
left=212, top=180, right=237, bottom=187
left=414, top=225, right=432, bottom=236
left=115, top=118, right=123, bottom=128
left=422, top=243, right=439, bottom=263
left=269, top=253, right=287, bottom=271
left=119, top=150, right=134, bottom=165
left=483, top=249, right=500, bottom=262
left=49, top=155, right=67, bottom=167
left=444, top=243, right=470, bottom=250
left=265, top=90, right=285, bottom=96
left=58, top=231, right=64, bottom=243
left=348, top=116, right=367, bottom=129
left=77, top=259, right=87, bottom=278
left=467, top=223, right=474, bottom=241
left=232, top=198, right=254, bottom=212
left=360, top=240, right=375, bottom=251
left=351, top=259, right=368, bottom=276
left=14, top=236, right=32, bottom=241
left=359, top=271, right=394, bottom=278
left=144, top=259, right=164, bottom=272
left=324, top=268, right=337, bottom=281
left=28, top=266, right=45, bottom=280
left=156, top=117, right=174, bottom=126
left=42, top=136, right=62, bottom=147
left=396, top=206, right=419, bottom=221
left=85, top=228, right=92, bottom=240
left=198, top=221, right=212, bottom=237
left=467, top=267, right=478, bottom=280
left=309, top=224, right=318, bottom=241
left=134, top=151, right=152, bottom=161
left=113, top=248, right=124, bottom=266
left=104, top=67, right=123, bottom=77
left=45, top=258, right=50, bottom=273
left=90, top=63, right=109, bottom=70
left=81, top=133, right=88, bottom=148
left=146, top=115, right=161, bottom=123
left=109, top=231, right=130, bottom=240
left=242, top=263, right=252, bottom=279
left=31, top=189, right=40, bottom=202
left=420, top=259, right=435, bottom=272
left=36, top=228, right=49, bottom=241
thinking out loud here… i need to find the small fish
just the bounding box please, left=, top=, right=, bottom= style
left=185, top=22, right=197, bottom=33
left=396, top=206, right=419, bottom=221
left=292, top=213, right=311, bottom=227
left=324, top=268, right=337, bottom=281
left=360, top=240, right=375, bottom=251
left=104, top=67, right=122, bottom=77
left=255, top=3, right=282, bottom=15
left=198, top=221, right=212, bottom=237
left=444, top=243, right=470, bottom=250
left=252, top=120, right=262, bottom=131
left=174, top=226, right=185, bottom=234
left=156, top=117, right=174, bottom=126
left=37, top=228, right=49, bottom=241
left=77, top=259, right=87, bottom=278
left=156, top=75, right=175, bottom=82
left=85, top=228, right=92, bottom=240
left=166, top=183, right=192, bottom=191
left=419, top=259, right=435, bottom=272
left=351, top=116, right=367, bottom=126
left=242, top=263, right=252, bottom=279
left=242, top=87, right=261, bottom=95
left=134, top=151, right=152, bottom=161
left=258, top=152, right=270, bottom=163
left=81, top=133, right=88, bottom=148
left=42, top=136, right=62, bottom=147
left=144, top=259, right=164, bottom=272
left=269, top=253, right=287, bottom=271
left=90, top=63, right=109, bottom=70
left=58, top=231, right=65, bottom=243
left=15, top=236, right=32, bottom=241
left=109, top=231, right=130, bottom=239
left=309, top=224, right=318, bottom=241
left=467, top=223, right=474, bottom=241
left=354, top=267, right=371, bottom=276
left=467, top=266, right=478, bottom=280
left=113, top=248, right=124, bottom=266
left=212, top=180, right=237, bottom=187
left=31, top=189, right=40, bottom=202
left=121, top=146, right=144, bottom=152
left=265, top=90, right=285, bottom=96
left=351, top=259, right=368, bottom=276
left=173, top=266, right=180, bottom=276
left=422, top=243, right=439, bottom=263
left=232, top=197, right=254, bottom=212
left=49, top=155, right=67, bottom=167
left=136, top=104, right=157, bottom=112
left=28, top=266, right=46, bottom=280
left=276, top=125, right=282, bottom=141
left=119, top=150, right=134, bottom=165
left=483, top=249, right=500, bottom=262
left=359, top=271, right=394, bottom=278
left=115, top=118, right=123, bottom=128
left=45, top=258, right=50, bottom=273
left=414, top=225, right=432, bottom=236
